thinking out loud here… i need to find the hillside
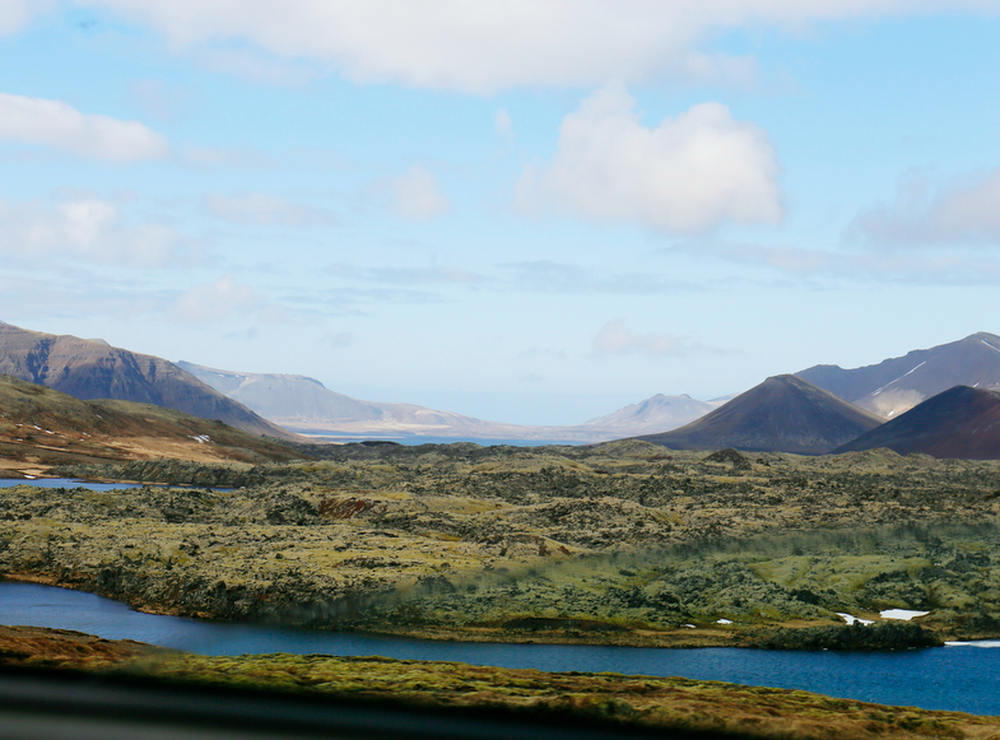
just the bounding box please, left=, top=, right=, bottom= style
left=181, top=361, right=711, bottom=443
left=797, top=332, right=1000, bottom=418
left=640, top=374, right=883, bottom=454
left=834, top=385, right=1000, bottom=459
left=0, top=322, right=295, bottom=440
left=0, top=374, right=303, bottom=476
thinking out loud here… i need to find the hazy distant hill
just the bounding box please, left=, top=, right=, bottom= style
left=177, top=362, right=383, bottom=423
left=0, top=374, right=301, bottom=470
left=640, top=374, right=883, bottom=455
left=833, top=385, right=1000, bottom=460
left=180, top=361, right=711, bottom=443
left=578, top=393, right=713, bottom=435
left=797, top=332, right=1000, bottom=418
left=0, top=322, right=294, bottom=440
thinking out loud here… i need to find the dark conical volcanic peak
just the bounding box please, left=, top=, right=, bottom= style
left=0, top=322, right=295, bottom=440
left=639, top=374, right=883, bottom=455
left=833, top=385, right=1000, bottom=460
left=797, top=332, right=1000, bottom=418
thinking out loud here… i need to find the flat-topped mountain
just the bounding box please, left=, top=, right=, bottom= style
left=180, top=361, right=712, bottom=443
left=0, top=322, right=294, bottom=440
left=797, top=332, right=1000, bottom=418
left=833, top=385, right=1000, bottom=459
left=640, top=374, right=883, bottom=454
left=0, top=374, right=302, bottom=473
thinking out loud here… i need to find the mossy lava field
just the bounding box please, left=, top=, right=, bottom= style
left=5, top=440, right=1000, bottom=647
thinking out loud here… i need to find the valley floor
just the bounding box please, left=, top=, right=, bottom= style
left=3, top=441, right=1000, bottom=647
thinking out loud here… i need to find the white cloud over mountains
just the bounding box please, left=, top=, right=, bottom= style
left=169, top=275, right=281, bottom=325
left=392, top=166, right=449, bottom=221
left=204, top=192, right=335, bottom=227
left=848, top=168, right=1000, bottom=248
left=0, top=196, right=178, bottom=267
left=517, top=86, right=783, bottom=233
left=592, top=318, right=691, bottom=358
left=0, top=92, right=168, bottom=162
left=32, top=1, right=1000, bottom=92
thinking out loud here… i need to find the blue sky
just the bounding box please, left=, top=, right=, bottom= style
left=1, top=2, right=998, bottom=425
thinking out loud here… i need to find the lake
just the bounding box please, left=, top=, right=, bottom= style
left=2, top=581, right=999, bottom=715
left=0, top=477, right=142, bottom=491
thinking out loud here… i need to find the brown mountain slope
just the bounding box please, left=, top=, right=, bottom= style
left=833, top=385, right=1000, bottom=459
left=0, top=374, right=303, bottom=475
left=0, top=321, right=295, bottom=440
left=639, top=375, right=883, bottom=454
left=797, top=331, right=1000, bottom=418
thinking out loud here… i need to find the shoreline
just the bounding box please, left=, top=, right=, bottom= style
left=3, top=575, right=961, bottom=651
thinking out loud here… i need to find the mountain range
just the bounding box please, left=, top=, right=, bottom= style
left=833, top=385, right=1000, bottom=460
left=0, top=322, right=295, bottom=441
left=178, top=361, right=714, bottom=444
left=797, top=332, right=1000, bottom=418
left=640, top=375, right=883, bottom=455
left=3, top=319, right=1000, bottom=458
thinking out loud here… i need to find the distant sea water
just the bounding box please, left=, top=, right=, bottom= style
left=3, top=582, right=1000, bottom=716
left=297, top=435, right=585, bottom=447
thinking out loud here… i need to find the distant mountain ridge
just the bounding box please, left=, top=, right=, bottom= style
left=640, top=375, right=883, bottom=455
left=797, top=332, right=1000, bottom=418
left=180, top=362, right=712, bottom=443
left=0, top=322, right=295, bottom=440
left=834, top=385, right=1000, bottom=459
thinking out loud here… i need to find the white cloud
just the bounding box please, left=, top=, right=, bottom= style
left=204, top=192, right=334, bottom=227
left=593, top=318, right=689, bottom=358
left=495, top=109, right=512, bottom=137
left=0, top=196, right=179, bottom=267
left=169, top=275, right=276, bottom=324
left=129, top=78, right=187, bottom=120
left=517, top=85, right=782, bottom=233
left=177, top=145, right=273, bottom=170
left=36, top=1, right=1000, bottom=92
left=848, top=168, right=1000, bottom=248
left=393, top=165, right=450, bottom=221
left=0, top=92, right=168, bottom=161
left=0, top=0, right=48, bottom=36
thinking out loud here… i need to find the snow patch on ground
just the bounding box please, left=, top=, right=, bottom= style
left=837, top=612, right=874, bottom=626
left=880, top=609, right=930, bottom=620
left=716, top=618, right=733, bottom=625
left=945, top=640, right=1000, bottom=648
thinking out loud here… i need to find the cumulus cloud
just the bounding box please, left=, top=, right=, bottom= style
left=0, top=196, right=179, bottom=267
left=0, top=0, right=47, bottom=36
left=848, top=168, right=1000, bottom=248
left=178, top=145, right=273, bottom=170
left=19, top=2, right=995, bottom=92
left=392, top=165, right=449, bottom=220
left=516, top=85, right=783, bottom=233
left=169, top=275, right=279, bottom=324
left=204, top=192, right=334, bottom=227
left=0, top=92, right=168, bottom=161
left=495, top=108, right=512, bottom=137
left=593, top=318, right=691, bottom=358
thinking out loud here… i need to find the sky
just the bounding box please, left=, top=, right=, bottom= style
left=0, top=1, right=998, bottom=426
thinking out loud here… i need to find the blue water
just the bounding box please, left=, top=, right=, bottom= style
left=2, top=582, right=999, bottom=715
left=0, top=478, right=140, bottom=491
